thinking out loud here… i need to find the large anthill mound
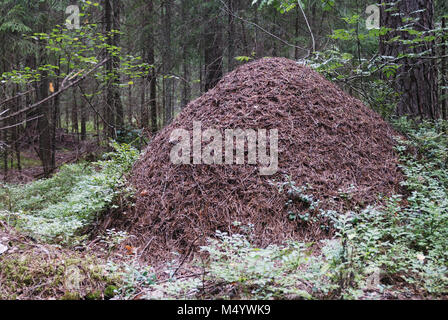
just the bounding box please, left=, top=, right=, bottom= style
left=105, top=58, right=403, bottom=260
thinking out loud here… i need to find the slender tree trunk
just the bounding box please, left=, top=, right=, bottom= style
left=140, top=78, right=146, bottom=128
left=149, top=68, right=157, bottom=133
left=240, top=19, right=249, bottom=57
left=272, top=8, right=278, bottom=57
left=294, top=5, right=300, bottom=59
left=181, top=55, right=191, bottom=109
left=147, top=0, right=158, bottom=133
left=227, top=0, right=235, bottom=71
left=65, top=99, right=70, bottom=132
left=162, top=0, right=174, bottom=125
left=204, top=0, right=223, bottom=91
left=379, top=0, right=439, bottom=119
left=14, top=84, right=21, bottom=172
left=127, top=84, right=133, bottom=125
left=51, top=76, right=59, bottom=169
left=105, top=0, right=115, bottom=139
left=95, top=102, right=100, bottom=145
left=2, top=126, right=7, bottom=180
left=35, top=2, right=53, bottom=177
left=442, top=17, right=447, bottom=120
left=113, top=0, right=124, bottom=129
left=181, top=0, right=191, bottom=109
left=200, top=50, right=204, bottom=94
left=35, top=71, right=52, bottom=176
left=254, top=4, right=263, bottom=58
left=25, top=56, right=39, bottom=146
left=72, top=89, right=79, bottom=143
left=104, top=0, right=123, bottom=139
left=79, top=84, right=87, bottom=141
left=0, top=61, right=7, bottom=179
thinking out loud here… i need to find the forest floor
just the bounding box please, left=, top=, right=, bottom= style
left=1, top=132, right=103, bottom=184
left=0, top=220, right=434, bottom=300
left=0, top=220, right=124, bottom=300
left=1, top=212, right=447, bottom=301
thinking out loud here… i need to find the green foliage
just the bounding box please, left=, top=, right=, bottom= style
left=322, top=119, right=448, bottom=297
left=106, top=259, right=156, bottom=299
left=235, top=56, right=253, bottom=63
left=0, top=142, right=140, bottom=244
left=146, top=228, right=332, bottom=300
left=0, top=3, right=31, bottom=34
left=98, top=141, right=140, bottom=180
left=115, top=126, right=147, bottom=149
left=306, top=48, right=400, bottom=119
left=1, top=21, right=151, bottom=86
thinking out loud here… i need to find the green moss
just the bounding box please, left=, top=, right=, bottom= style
left=62, top=292, right=82, bottom=300
left=0, top=249, right=122, bottom=300
left=104, top=285, right=118, bottom=299
left=86, top=291, right=102, bottom=300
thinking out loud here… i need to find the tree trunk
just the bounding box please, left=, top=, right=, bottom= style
left=379, top=0, right=439, bottom=119
left=113, top=0, right=124, bottom=129
left=181, top=0, right=191, bottom=109
left=227, top=0, right=235, bottom=72
left=140, top=78, right=146, bottom=128
left=254, top=4, right=264, bottom=58
left=104, top=0, right=123, bottom=139
left=14, top=84, right=21, bottom=172
left=105, top=0, right=115, bottom=139
left=35, top=1, right=53, bottom=177
left=294, top=5, right=300, bottom=59
left=80, top=85, right=87, bottom=141
left=147, top=0, right=158, bottom=133
left=35, top=70, right=53, bottom=177
left=442, top=17, right=447, bottom=120
left=163, top=0, right=174, bottom=125
left=204, top=0, right=223, bottom=91
left=72, top=89, right=79, bottom=136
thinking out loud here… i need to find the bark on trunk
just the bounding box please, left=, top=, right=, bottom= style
left=379, top=0, right=439, bottom=119
left=147, top=0, right=158, bottom=133
left=442, top=17, right=447, bottom=120
left=204, top=0, right=223, bottom=91
left=163, top=0, right=174, bottom=126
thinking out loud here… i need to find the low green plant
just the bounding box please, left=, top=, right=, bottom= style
left=145, top=225, right=339, bottom=300
left=319, top=119, right=448, bottom=298
left=0, top=142, right=140, bottom=244
left=106, top=258, right=156, bottom=299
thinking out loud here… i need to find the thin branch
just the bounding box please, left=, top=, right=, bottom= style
left=0, top=58, right=109, bottom=123
left=297, top=0, right=315, bottom=58
left=0, top=115, right=43, bottom=131
left=0, top=88, right=35, bottom=108
left=77, top=84, right=115, bottom=129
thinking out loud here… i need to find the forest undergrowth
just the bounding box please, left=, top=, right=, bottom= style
left=0, top=118, right=447, bottom=300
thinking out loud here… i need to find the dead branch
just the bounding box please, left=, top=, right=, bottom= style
left=0, top=58, right=109, bottom=123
